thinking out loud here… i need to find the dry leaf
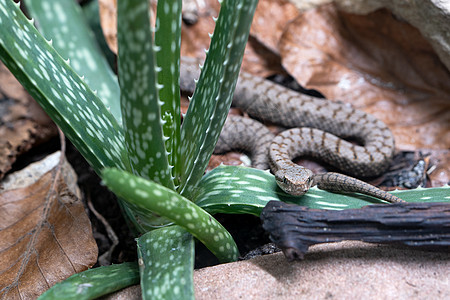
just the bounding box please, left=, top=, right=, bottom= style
left=98, top=0, right=118, bottom=54
left=278, top=4, right=450, bottom=151
left=0, top=152, right=97, bottom=299
left=178, top=0, right=289, bottom=76
left=287, top=0, right=450, bottom=73
left=238, top=0, right=299, bottom=76
left=0, top=62, right=57, bottom=180
left=180, top=0, right=221, bottom=61
left=427, top=150, right=450, bottom=187
left=98, top=0, right=288, bottom=76
left=251, top=0, right=298, bottom=55
left=99, top=0, right=156, bottom=54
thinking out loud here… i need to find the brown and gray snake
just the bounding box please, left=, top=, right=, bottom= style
left=180, top=57, right=403, bottom=203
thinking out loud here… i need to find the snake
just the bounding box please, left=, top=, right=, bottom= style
left=180, top=57, right=403, bottom=203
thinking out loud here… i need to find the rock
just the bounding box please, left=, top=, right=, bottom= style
left=287, top=0, right=450, bottom=72
left=194, top=241, right=450, bottom=299
left=106, top=241, right=450, bottom=299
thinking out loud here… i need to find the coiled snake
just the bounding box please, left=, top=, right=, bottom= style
left=180, top=57, right=403, bottom=203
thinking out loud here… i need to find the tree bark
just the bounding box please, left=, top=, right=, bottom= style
left=261, top=201, right=450, bottom=260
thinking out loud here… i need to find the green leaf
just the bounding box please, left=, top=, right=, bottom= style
left=194, top=165, right=450, bottom=216
left=26, top=0, right=122, bottom=124
left=0, top=0, right=128, bottom=174
left=38, top=262, right=139, bottom=300
left=137, top=226, right=194, bottom=300
left=117, top=0, right=175, bottom=190
left=389, top=185, right=450, bottom=203
left=179, top=0, right=259, bottom=197
left=101, top=168, right=239, bottom=262
left=154, top=0, right=182, bottom=185
left=82, top=0, right=117, bottom=72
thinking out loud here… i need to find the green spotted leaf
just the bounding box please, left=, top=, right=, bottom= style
left=102, top=168, right=239, bottom=262
left=25, top=0, right=168, bottom=233
left=82, top=0, right=117, bottom=73
left=178, top=0, right=259, bottom=197
left=26, top=0, right=122, bottom=124
left=154, top=0, right=182, bottom=185
left=137, top=226, right=194, bottom=300
left=0, top=0, right=128, bottom=174
left=38, top=262, right=139, bottom=300
left=194, top=165, right=450, bottom=215
left=117, top=0, right=175, bottom=190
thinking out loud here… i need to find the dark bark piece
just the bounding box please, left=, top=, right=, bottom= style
left=260, top=201, right=450, bottom=260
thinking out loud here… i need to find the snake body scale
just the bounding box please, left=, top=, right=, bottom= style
left=180, top=57, right=403, bottom=203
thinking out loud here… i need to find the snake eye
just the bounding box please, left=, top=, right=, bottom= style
left=283, top=177, right=288, bottom=185
left=306, top=176, right=314, bottom=188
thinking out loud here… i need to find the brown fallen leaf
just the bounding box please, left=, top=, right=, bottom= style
left=287, top=0, right=450, bottom=73
left=98, top=0, right=118, bottom=53
left=250, top=0, right=298, bottom=55
left=427, top=150, right=450, bottom=187
left=278, top=4, right=450, bottom=151
left=0, top=151, right=97, bottom=299
left=178, top=0, right=291, bottom=76
left=180, top=0, right=220, bottom=60
left=98, top=0, right=288, bottom=76
left=99, top=0, right=156, bottom=55
left=239, top=0, right=299, bottom=76
left=0, top=62, right=57, bottom=180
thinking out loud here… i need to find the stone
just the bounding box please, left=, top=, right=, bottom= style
left=287, top=0, right=450, bottom=72
left=106, top=241, right=450, bottom=299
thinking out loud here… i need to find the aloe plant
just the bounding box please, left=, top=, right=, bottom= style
left=1, top=0, right=255, bottom=297
left=1, top=0, right=448, bottom=299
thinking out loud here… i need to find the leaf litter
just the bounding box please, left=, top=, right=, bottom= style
left=175, top=0, right=449, bottom=186
left=0, top=62, right=57, bottom=180
left=0, top=150, right=97, bottom=299
left=278, top=4, right=450, bottom=151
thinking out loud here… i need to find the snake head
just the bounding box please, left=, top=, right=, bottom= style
left=274, top=167, right=314, bottom=196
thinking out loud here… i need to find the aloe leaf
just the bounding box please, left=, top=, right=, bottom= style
left=194, top=165, right=450, bottom=216
left=82, top=0, right=117, bottom=71
left=26, top=0, right=122, bottom=124
left=118, top=0, right=175, bottom=190
left=102, top=168, right=239, bottom=262
left=389, top=185, right=450, bottom=202
left=38, top=262, right=139, bottom=300
left=137, top=226, right=194, bottom=300
left=179, top=0, right=258, bottom=197
left=0, top=0, right=128, bottom=174
left=154, top=0, right=182, bottom=185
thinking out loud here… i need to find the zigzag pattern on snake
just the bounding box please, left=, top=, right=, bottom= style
left=180, top=57, right=403, bottom=203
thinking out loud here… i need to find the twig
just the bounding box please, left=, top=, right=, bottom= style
left=87, top=192, right=119, bottom=266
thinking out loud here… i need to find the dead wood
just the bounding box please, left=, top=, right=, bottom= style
left=261, top=201, right=450, bottom=260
